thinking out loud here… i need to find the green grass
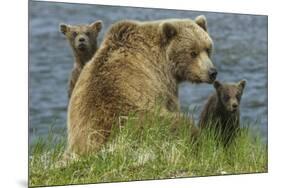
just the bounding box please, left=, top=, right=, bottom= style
left=29, top=111, right=267, bottom=187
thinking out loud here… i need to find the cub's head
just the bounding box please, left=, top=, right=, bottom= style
left=160, top=15, right=217, bottom=84
left=60, top=20, right=102, bottom=54
left=214, top=80, right=246, bottom=113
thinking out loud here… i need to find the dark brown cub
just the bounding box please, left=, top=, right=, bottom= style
left=199, top=80, right=246, bottom=145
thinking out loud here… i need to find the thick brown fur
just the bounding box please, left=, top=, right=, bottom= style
left=199, top=80, right=246, bottom=145
left=67, top=16, right=217, bottom=155
left=60, top=21, right=103, bottom=98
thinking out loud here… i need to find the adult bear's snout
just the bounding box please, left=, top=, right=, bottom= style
left=208, top=67, right=218, bottom=82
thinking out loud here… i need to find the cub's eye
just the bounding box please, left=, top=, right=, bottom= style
left=223, top=94, right=230, bottom=101
left=190, top=51, right=198, bottom=58
left=236, top=94, right=241, bottom=100
left=72, top=32, right=78, bottom=38
left=85, top=32, right=90, bottom=36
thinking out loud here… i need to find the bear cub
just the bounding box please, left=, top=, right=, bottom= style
left=60, top=20, right=102, bottom=98
left=199, top=80, right=246, bottom=145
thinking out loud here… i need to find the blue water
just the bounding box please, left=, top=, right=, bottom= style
left=29, top=1, right=268, bottom=143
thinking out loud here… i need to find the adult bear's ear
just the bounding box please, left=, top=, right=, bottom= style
left=237, top=79, right=247, bottom=91
left=213, top=80, right=222, bottom=90
left=90, top=20, right=103, bottom=33
left=60, top=23, right=69, bottom=35
left=160, top=22, right=177, bottom=44
left=195, top=15, right=208, bottom=32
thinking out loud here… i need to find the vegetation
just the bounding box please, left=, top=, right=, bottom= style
left=29, top=111, right=267, bottom=187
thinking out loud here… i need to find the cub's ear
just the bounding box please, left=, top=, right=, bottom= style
left=90, top=20, right=103, bottom=32
left=60, top=23, right=69, bottom=35
left=195, top=15, right=208, bottom=32
left=238, top=79, right=247, bottom=90
left=160, top=22, right=177, bottom=44
left=213, top=80, right=222, bottom=90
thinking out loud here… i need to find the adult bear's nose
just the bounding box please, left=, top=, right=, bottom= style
left=208, top=68, right=217, bottom=81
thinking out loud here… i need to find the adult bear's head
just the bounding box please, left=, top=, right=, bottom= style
left=159, top=15, right=217, bottom=84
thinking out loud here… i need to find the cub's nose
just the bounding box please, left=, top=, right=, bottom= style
left=208, top=68, right=217, bottom=81
left=232, top=103, right=238, bottom=109
left=79, top=37, right=85, bottom=42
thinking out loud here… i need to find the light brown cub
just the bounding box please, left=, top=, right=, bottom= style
left=60, top=20, right=102, bottom=98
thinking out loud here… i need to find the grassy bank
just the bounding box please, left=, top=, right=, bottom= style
left=29, top=112, right=267, bottom=187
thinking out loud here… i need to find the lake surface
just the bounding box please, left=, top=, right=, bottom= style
left=29, top=1, right=268, bottom=143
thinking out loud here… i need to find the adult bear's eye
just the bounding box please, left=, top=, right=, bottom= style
left=190, top=51, right=198, bottom=58
left=72, top=32, right=78, bottom=38
left=85, top=32, right=90, bottom=36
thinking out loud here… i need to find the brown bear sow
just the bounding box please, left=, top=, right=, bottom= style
left=199, top=80, right=246, bottom=145
left=60, top=20, right=102, bottom=98
left=67, top=15, right=217, bottom=154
